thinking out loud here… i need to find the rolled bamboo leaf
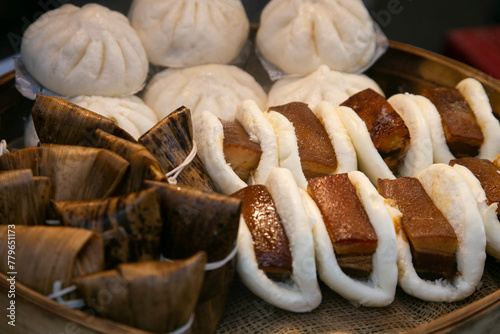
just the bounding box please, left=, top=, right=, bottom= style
left=75, top=253, right=206, bottom=333
left=145, top=180, right=241, bottom=334
left=0, top=225, right=104, bottom=296
left=139, top=106, right=215, bottom=192
left=0, top=144, right=129, bottom=201
left=31, top=94, right=136, bottom=145
left=0, top=169, right=51, bottom=224
left=54, top=188, right=163, bottom=269
left=93, top=129, right=166, bottom=195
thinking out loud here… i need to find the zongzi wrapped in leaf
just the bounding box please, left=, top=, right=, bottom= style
left=93, top=129, right=166, bottom=195
left=0, top=169, right=51, bottom=224
left=145, top=180, right=240, bottom=334
left=0, top=144, right=129, bottom=201
left=75, top=253, right=206, bottom=333
left=0, top=225, right=104, bottom=296
left=139, top=106, right=215, bottom=192
left=31, top=95, right=136, bottom=145
left=54, top=188, right=162, bottom=269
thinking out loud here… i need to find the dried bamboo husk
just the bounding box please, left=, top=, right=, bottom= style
left=139, top=106, right=215, bottom=192
left=75, top=252, right=206, bottom=334
left=31, top=94, right=136, bottom=145
left=0, top=225, right=104, bottom=296
left=144, top=180, right=241, bottom=334
left=0, top=144, right=129, bottom=201
left=93, top=129, right=166, bottom=195
left=0, top=169, right=51, bottom=224
left=53, top=188, right=163, bottom=269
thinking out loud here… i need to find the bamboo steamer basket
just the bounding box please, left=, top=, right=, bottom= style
left=1, top=40, right=500, bottom=333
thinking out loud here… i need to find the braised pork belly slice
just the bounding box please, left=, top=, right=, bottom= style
left=308, top=174, right=378, bottom=277
left=378, top=177, right=458, bottom=280
left=340, top=88, right=410, bottom=172
left=221, top=119, right=262, bottom=181
left=232, top=185, right=293, bottom=277
left=268, top=102, right=337, bottom=179
left=450, top=157, right=500, bottom=217
left=422, top=87, right=483, bottom=157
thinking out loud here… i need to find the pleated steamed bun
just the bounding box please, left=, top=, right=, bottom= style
left=69, top=96, right=158, bottom=140
left=267, top=65, right=384, bottom=109
left=257, top=0, right=378, bottom=75
left=129, top=0, right=250, bottom=67
left=20, top=4, right=149, bottom=97
left=144, top=64, right=267, bottom=121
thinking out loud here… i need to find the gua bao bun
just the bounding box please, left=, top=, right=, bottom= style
left=144, top=64, right=267, bottom=120
left=235, top=168, right=321, bottom=312
left=389, top=164, right=486, bottom=302
left=129, top=0, right=250, bottom=67
left=21, top=4, right=148, bottom=97
left=418, top=78, right=500, bottom=162
left=305, top=171, right=398, bottom=307
left=336, top=92, right=434, bottom=184
left=68, top=96, right=158, bottom=140
left=267, top=65, right=384, bottom=109
left=193, top=100, right=279, bottom=195
left=257, top=0, right=378, bottom=75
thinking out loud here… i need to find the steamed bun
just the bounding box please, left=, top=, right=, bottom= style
left=267, top=65, right=383, bottom=108
left=21, top=4, right=149, bottom=97
left=144, top=64, right=267, bottom=121
left=257, top=0, right=378, bottom=75
left=69, top=95, right=158, bottom=140
left=129, top=0, right=250, bottom=67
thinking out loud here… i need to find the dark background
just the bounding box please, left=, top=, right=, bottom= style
left=1, top=0, right=499, bottom=69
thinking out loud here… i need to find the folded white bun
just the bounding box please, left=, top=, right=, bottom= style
left=129, top=0, right=249, bottom=67
left=192, top=100, right=278, bottom=195
left=387, top=93, right=434, bottom=176
left=263, top=102, right=357, bottom=189
left=267, top=65, right=383, bottom=109
left=418, top=78, right=500, bottom=163
left=409, top=95, right=454, bottom=164
left=452, top=164, right=500, bottom=259
left=387, top=164, right=486, bottom=302
left=456, top=78, right=500, bottom=160
left=69, top=95, right=158, bottom=140
left=313, top=102, right=357, bottom=173
left=305, top=171, right=398, bottom=306
left=335, top=106, right=395, bottom=184
left=263, top=110, right=307, bottom=189
left=256, top=0, right=377, bottom=74
left=21, top=4, right=148, bottom=97
left=336, top=93, right=436, bottom=184
left=144, top=64, right=267, bottom=120
left=236, top=167, right=322, bottom=312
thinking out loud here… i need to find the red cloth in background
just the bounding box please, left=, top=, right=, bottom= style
left=445, top=26, right=500, bottom=80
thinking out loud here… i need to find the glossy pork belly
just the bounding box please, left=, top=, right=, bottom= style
left=221, top=119, right=262, bottom=181
left=422, top=86, right=483, bottom=157
left=232, top=185, right=293, bottom=275
left=378, top=177, right=458, bottom=280
left=340, top=88, right=410, bottom=172
left=268, top=102, right=337, bottom=179
left=450, top=157, right=500, bottom=217
left=308, top=174, right=378, bottom=277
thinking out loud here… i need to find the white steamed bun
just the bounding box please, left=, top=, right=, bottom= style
left=267, top=65, right=383, bottom=109
left=21, top=4, right=149, bottom=97
left=257, top=0, right=378, bottom=75
left=129, top=0, right=250, bottom=67
left=144, top=64, right=267, bottom=121
left=69, top=95, right=158, bottom=140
